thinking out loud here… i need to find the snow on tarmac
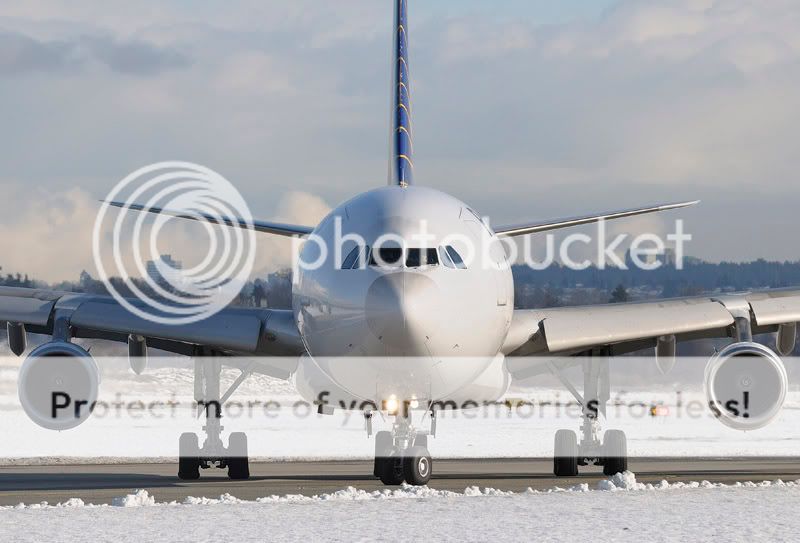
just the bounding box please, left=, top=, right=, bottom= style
left=1, top=474, right=799, bottom=542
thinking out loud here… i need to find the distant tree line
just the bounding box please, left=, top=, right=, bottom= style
left=512, top=259, right=800, bottom=309
left=5, top=257, right=800, bottom=311
left=0, top=266, right=295, bottom=310
left=0, top=270, right=35, bottom=289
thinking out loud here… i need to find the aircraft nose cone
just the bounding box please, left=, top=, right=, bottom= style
left=365, top=272, right=442, bottom=349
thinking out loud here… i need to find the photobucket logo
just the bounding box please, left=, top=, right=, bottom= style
left=509, top=218, right=693, bottom=271
left=291, top=215, right=692, bottom=277
left=92, top=162, right=256, bottom=325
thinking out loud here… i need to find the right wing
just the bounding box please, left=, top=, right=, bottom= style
left=0, top=286, right=306, bottom=378
left=493, top=200, right=699, bottom=237
left=503, top=289, right=800, bottom=378
left=104, top=201, right=314, bottom=238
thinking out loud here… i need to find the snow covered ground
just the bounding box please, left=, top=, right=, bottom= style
left=1, top=473, right=798, bottom=542
left=3, top=355, right=799, bottom=541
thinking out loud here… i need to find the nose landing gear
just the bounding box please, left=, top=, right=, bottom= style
left=374, top=408, right=433, bottom=486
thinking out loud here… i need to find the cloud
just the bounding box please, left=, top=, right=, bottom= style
left=0, top=31, right=72, bottom=74
left=1, top=0, right=800, bottom=265
left=80, top=35, right=191, bottom=76
left=0, top=183, right=330, bottom=283
left=0, top=30, right=190, bottom=75
left=0, top=185, right=97, bottom=283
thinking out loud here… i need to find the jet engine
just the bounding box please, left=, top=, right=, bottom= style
left=704, top=341, right=787, bottom=430
left=18, top=341, right=100, bottom=430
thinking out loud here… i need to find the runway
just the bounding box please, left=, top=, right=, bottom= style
left=1, top=457, right=799, bottom=505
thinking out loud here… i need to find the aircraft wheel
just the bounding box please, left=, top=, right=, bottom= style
left=373, top=431, right=394, bottom=478
left=403, top=447, right=432, bottom=486
left=227, top=432, right=250, bottom=480
left=602, top=430, right=628, bottom=476
left=553, top=429, right=579, bottom=477
left=379, top=453, right=405, bottom=485
left=178, top=432, right=201, bottom=480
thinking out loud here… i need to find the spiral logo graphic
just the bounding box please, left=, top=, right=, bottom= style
left=92, top=162, right=256, bottom=325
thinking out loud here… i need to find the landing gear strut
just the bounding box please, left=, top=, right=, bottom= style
left=374, top=405, right=433, bottom=486
left=178, top=352, right=250, bottom=480
left=550, top=354, right=628, bottom=477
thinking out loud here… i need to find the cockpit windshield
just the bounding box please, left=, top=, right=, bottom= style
left=369, top=247, right=404, bottom=267
left=342, top=245, right=463, bottom=269
left=441, top=245, right=467, bottom=269
left=406, top=248, right=439, bottom=267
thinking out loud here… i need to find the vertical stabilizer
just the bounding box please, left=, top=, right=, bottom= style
left=389, top=0, right=414, bottom=186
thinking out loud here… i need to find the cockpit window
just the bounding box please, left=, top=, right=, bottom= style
left=341, top=246, right=371, bottom=269
left=444, top=245, right=467, bottom=269
left=439, top=247, right=454, bottom=268
left=369, top=247, right=404, bottom=267
left=406, top=248, right=439, bottom=268
left=352, top=246, right=370, bottom=269
left=345, top=246, right=456, bottom=269
left=341, top=246, right=360, bottom=270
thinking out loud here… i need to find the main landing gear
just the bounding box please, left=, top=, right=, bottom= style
left=551, top=355, right=628, bottom=477
left=178, top=353, right=251, bottom=481
left=373, top=407, right=433, bottom=486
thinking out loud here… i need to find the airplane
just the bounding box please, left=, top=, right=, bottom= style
left=3, top=0, right=799, bottom=485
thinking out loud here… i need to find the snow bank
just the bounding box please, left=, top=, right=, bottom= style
left=4, top=475, right=799, bottom=511
left=2, top=477, right=800, bottom=543
left=112, top=490, right=156, bottom=507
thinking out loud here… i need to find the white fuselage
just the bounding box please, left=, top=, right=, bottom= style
left=292, top=186, right=514, bottom=407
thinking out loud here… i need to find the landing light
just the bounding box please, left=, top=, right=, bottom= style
left=383, top=396, right=399, bottom=415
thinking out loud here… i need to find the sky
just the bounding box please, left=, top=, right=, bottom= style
left=1, top=0, right=799, bottom=282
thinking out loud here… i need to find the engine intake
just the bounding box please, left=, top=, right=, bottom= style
left=704, top=342, right=787, bottom=430
left=18, top=342, right=100, bottom=430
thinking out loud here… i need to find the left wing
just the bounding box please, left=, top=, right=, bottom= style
left=0, top=286, right=305, bottom=377
left=503, top=289, right=800, bottom=376
left=494, top=200, right=699, bottom=237
left=104, top=201, right=314, bottom=238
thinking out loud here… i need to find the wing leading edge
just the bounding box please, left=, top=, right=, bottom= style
left=104, top=201, right=314, bottom=238
left=0, top=286, right=306, bottom=364
left=503, top=289, right=800, bottom=361
left=494, top=200, right=699, bottom=237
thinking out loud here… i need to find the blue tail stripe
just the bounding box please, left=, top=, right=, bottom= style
left=391, top=0, right=413, bottom=186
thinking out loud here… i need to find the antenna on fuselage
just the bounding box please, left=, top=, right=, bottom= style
left=389, top=0, right=414, bottom=187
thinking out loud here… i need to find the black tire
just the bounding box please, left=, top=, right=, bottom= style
left=379, top=454, right=405, bottom=485
left=227, top=432, right=250, bottom=480
left=403, top=446, right=432, bottom=486
left=373, top=431, right=394, bottom=477
left=553, top=429, right=579, bottom=477
left=602, top=430, right=628, bottom=476
left=178, top=432, right=201, bottom=480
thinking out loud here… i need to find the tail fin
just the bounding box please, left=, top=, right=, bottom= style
left=389, top=0, right=414, bottom=186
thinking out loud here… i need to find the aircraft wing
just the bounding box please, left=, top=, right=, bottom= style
left=104, top=201, right=314, bottom=238
left=502, top=289, right=800, bottom=378
left=493, top=200, right=698, bottom=237
left=0, top=286, right=306, bottom=378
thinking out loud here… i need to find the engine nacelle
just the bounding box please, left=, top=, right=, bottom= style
left=18, top=342, right=100, bottom=430
left=704, top=342, right=787, bottom=430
